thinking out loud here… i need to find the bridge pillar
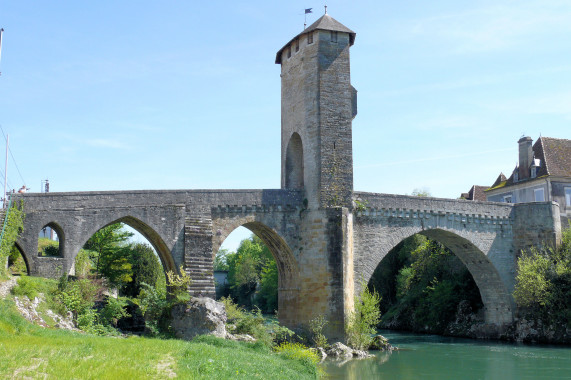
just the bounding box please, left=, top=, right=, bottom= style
left=184, top=217, right=216, bottom=298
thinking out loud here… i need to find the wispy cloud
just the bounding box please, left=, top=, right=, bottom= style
left=404, top=0, right=571, bottom=54
left=356, top=148, right=513, bottom=169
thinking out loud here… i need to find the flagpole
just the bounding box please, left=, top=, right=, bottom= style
left=3, top=134, right=8, bottom=208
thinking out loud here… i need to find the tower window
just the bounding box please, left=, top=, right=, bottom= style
left=308, top=33, right=313, bottom=44
left=331, top=31, right=338, bottom=42
left=295, top=39, right=299, bottom=52
left=287, top=47, right=291, bottom=58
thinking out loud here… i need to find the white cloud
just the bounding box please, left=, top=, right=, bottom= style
left=405, top=1, right=571, bottom=53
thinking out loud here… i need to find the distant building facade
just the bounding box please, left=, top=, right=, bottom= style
left=485, top=136, right=571, bottom=226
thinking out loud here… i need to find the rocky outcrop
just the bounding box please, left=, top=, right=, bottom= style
left=369, top=334, right=396, bottom=351
left=171, top=297, right=227, bottom=340
left=326, top=342, right=374, bottom=359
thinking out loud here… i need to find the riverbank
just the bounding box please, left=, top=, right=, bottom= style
left=0, top=294, right=319, bottom=379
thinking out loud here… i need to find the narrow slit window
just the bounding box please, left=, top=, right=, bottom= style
left=331, top=31, right=338, bottom=42
left=308, top=33, right=313, bottom=44
left=295, top=39, right=299, bottom=52
left=287, top=47, right=291, bottom=58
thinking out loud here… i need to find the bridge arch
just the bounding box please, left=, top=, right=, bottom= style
left=213, top=217, right=300, bottom=326
left=359, top=227, right=513, bottom=326
left=11, top=241, right=30, bottom=275
left=38, top=222, right=65, bottom=257
left=78, top=215, right=177, bottom=274
left=285, top=132, right=304, bottom=189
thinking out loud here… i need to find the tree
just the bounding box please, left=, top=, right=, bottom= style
left=122, top=243, right=163, bottom=298
left=225, top=235, right=278, bottom=311
left=214, top=248, right=230, bottom=271
left=83, top=223, right=133, bottom=285
left=411, top=188, right=431, bottom=197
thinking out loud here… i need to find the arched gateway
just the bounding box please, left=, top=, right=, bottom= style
left=13, top=14, right=561, bottom=339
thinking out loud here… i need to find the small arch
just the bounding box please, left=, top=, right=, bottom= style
left=37, top=222, right=65, bottom=257
left=285, top=132, right=304, bottom=189
left=79, top=216, right=176, bottom=274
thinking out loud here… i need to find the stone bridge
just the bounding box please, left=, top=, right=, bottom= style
left=9, top=14, right=563, bottom=338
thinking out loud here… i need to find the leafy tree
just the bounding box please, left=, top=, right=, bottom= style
left=222, top=235, right=278, bottom=312
left=411, top=188, right=431, bottom=197
left=83, top=223, right=133, bottom=286
left=214, top=248, right=230, bottom=271
left=122, top=243, right=163, bottom=298
left=513, top=225, right=571, bottom=326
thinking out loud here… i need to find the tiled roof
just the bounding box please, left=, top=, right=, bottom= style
left=489, top=136, right=571, bottom=190
left=538, top=137, right=571, bottom=177
left=462, top=185, right=489, bottom=201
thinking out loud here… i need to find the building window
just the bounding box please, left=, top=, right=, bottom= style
left=295, top=39, right=299, bottom=52
left=308, top=33, right=313, bottom=44
left=331, top=31, right=338, bottom=42
left=565, top=187, right=571, bottom=207
left=503, top=195, right=512, bottom=203
left=531, top=167, right=537, bottom=178
left=287, top=47, right=291, bottom=58
left=534, top=188, right=545, bottom=202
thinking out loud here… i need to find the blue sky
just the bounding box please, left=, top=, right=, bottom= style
left=1, top=1, right=570, bottom=250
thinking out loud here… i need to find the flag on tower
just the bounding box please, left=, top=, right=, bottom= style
left=305, top=8, right=312, bottom=14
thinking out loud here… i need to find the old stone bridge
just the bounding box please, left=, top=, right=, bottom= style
left=12, top=14, right=562, bottom=338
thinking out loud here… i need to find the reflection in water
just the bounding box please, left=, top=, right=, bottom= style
left=321, top=331, right=571, bottom=380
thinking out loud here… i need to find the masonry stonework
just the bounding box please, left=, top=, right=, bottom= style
left=12, top=14, right=562, bottom=339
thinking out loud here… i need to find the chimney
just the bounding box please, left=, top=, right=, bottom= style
left=518, top=136, right=533, bottom=180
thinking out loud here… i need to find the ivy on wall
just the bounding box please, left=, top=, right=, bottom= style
left=0, top=200, right=25, bottom=277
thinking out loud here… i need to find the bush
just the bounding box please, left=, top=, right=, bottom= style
left=346, top=282, right=381, bottom=350
left=11, top=276, right=42, bottom=300
left=513, top=225, right=571, bottom=326
left=308, top=315, right=328, bottom=348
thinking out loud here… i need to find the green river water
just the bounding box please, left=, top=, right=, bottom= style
left=321, top=330, right=571, bottom=380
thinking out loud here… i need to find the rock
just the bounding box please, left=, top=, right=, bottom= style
left=171, top=297, right=227, bottom=341
left=369, top=334, right=395, bottom=351
left=352, top=349, right=374, bottom=358
left=310, top=347, right=328, bottom=362
left=326, top=342, right=354, bottom=358
left=227, top=333, right=256, bottom=342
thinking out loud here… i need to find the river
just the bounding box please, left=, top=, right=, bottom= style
left=321, top=330, right=571, bottom=379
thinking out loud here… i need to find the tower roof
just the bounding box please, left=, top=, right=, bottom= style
left=275, top=14, right=356, bottom=64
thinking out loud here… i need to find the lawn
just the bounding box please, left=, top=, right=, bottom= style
left=0, top=299, right=318, bottom=379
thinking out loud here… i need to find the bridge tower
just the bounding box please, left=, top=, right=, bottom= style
left=276, top=13, right=357, bottom=209
left=276, top=14, right=358, bottom=338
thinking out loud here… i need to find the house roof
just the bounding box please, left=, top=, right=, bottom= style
left=461, top=185, right=489, bottom=201
left=487, top=136, right=571, bottom=191
left=275, top=14, right=356, bottom=64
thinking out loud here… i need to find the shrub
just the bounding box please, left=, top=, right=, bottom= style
left=11, top=276, right=41, bottom=300
left=274, top=342, right=320, bottom=369
left=308, top=315, right=328, bottom=348
left=166, top=265, right=192, bottom=304
left=346, top=282, right=381, bottom=350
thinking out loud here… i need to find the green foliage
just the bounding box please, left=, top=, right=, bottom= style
left=100, top=296, right=130, bottom=327
left=11, top=276, right=42, bottom=300
left=221, top=235, right=278, bottom=312
left=7, top=246, right=27, bottom=275
left=346, top=282, right=381, bottom=350
left=74, top=249, right=95, bottom=278
left=354, top=199, right=368, bottom=212
left=308, top=315, right=328, bottom=348
left=513, top=225, right=571, bottom=326
left=166, top=265, right=192, bottom=304
left=83, top=223, right=133, bottom=282
left=373, top=234, right=483, bottom=334
left=0, top=201, right=25, bottom=278
left=134, top=282, right=169, bottom=336
left=221, top=296, right=245, bottom=321
left=274, top=342, right=320, bottom=370
left=214, top=248, right=230, bottom=271
left=411, top=188, right=431, bottom=197
left=122, top=243, right=163, bottom=298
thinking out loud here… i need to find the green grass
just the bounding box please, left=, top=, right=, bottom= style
left=0, top=297, right=318, bottom=379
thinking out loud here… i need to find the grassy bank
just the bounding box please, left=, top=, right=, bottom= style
left=0, top=297, right=318, bottom=379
